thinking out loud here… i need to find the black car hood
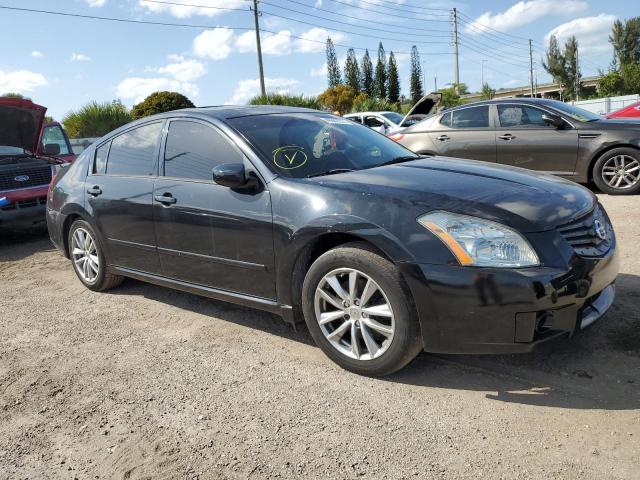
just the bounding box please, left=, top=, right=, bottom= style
left=313, top=157, right=595, bottom=232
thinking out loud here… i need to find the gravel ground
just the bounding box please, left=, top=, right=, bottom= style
left=0, top=194, right=639, bottom=480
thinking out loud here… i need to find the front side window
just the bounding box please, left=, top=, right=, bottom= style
left=227, top=113, right=417, bottom=179
left=163, top=120, right=243, bottom=181
left=106, top=122, right=162, bottom=176
left=41, top=125, right=71, bottom=155
left=365, top=116, right=385, bottom=128
left=498, top=105, right=547, bottom=127
left=451, top=106, right=490, bottom=129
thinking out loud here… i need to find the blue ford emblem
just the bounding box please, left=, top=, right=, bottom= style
left=594, top=219, right=607, bottom=240
left=14, top=175, right=29, bottom=182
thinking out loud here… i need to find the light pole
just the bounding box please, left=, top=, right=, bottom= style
left=481, top=59, right=487, bottom=87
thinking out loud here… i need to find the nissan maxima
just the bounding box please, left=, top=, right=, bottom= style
left=47, top=106, right=618, bottom=376
left=391, top=98, right=640, bottom=195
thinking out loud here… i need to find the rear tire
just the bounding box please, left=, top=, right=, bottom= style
left=592, top=147, right=640, bottom=195
left=301, top=243, right=422, bottom=376
left=67, top=219, right=124, bottom=291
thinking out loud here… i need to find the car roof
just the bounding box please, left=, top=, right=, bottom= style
left=181, top=105, right=322, bottom=119
left=451, top=98, right=566, bottom=109
left=345, top=111, right=396, bottom=116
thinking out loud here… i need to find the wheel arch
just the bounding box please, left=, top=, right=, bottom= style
left=587, top=143, right=640, bottom=182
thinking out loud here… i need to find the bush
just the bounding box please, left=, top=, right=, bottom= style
left=248, top=93, right=320, bottom=109
left=131, top=91, right=195, bottom=119
left=318, top=85, right=366, bottom=114
left=351, top=95, right=401, bottom=113
left=62, top=100, right=132, bottom=138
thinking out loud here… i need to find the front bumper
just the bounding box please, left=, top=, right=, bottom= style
left=399, top=244, right=619, bottom=354
left=0, top=196, right=47, bottom=228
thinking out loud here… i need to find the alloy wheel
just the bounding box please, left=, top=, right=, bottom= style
left=71, top=227, right=100, bottom=283
left=314, top=268, right=395, bottom=361
left=601, top=154, right=640, bottom=190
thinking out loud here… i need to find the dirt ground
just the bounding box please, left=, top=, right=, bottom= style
left=0, top=194, right=639, bottom=480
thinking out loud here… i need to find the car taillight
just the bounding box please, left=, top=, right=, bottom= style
left=388, top=133, right=404, bottom=142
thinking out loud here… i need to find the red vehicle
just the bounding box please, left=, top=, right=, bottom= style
left=606, top=101, right=640, bottom=119
left=0, top=98, right=75, bottom=229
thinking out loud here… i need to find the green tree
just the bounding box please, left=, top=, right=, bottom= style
left=131, top=91, right=194, bottom=119
left=409, top=46, right=424, bottom=104
left=597, top=69, right=625, bottom=96
left=1, top=92, right=29, bottom=99
left=374, top=42, right=387, bottom=99
left=249, top=92, right=320, bottom=109
left=543, top=35, right=581, bottom=100
left=352, top=95, right=398, bottom=114
left=438, top=83, right=468, bottom=108
left=387, top=51, right=400, bottom=104
left=610, top=17, right=640, bottom=68
left=318, top=85, right=365, bottom=114
left=326, top=37, right=342, bottom=88
left=621, top=63, right=640, bottom=94
left=361, top=49, right=374, bottom=97
left=480, top=82, right=495, bottom=100
left=62, top=100, right=132, bottom=138
left=343, top=48, right=361, bottom=92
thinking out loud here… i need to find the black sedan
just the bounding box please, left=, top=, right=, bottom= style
left=47, top=106, right=618, bottom=376
left=392, top=98, right=640, bottom=195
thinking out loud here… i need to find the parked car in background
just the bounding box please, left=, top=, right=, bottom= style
left=391, top=98, right=640, bottom=195
left=48, top=106, right=617, bottom=376
left=606, top=101, right=640, bottom=119
left=346, top=93, right=441, bottom=135
left=0, top=98, right=70, bottom=229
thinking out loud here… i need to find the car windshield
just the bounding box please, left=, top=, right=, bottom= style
left=41, top=125, right=71, bottom=155
left=227, top=112, right=418, bottom=178
left=543, top=100, right=601, bottom=122
left=381, top=112, right=404, bottom=124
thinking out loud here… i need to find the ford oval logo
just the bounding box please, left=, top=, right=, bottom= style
left=594, top=219, right=607, bottom=240
left=14, top=175, right=29, bottom=182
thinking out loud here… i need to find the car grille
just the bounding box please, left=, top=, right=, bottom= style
left=0, top=196, right=47, bottom=211
left=0, top=165, right=53, bottom=191
left=556, top=205, right=612, bottom=257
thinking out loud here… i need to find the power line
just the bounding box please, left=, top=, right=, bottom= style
left=0, top=4, right=451, bottom=56
left=339, top=0, right=450, bottom=13
left=459, top=42, right=533, bottom=69
left=321, top=0, right=451, bottom=23
left=456, top=11, right=531, bottom=42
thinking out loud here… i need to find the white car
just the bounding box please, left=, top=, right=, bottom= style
left=345, top=94, right=443, bottom=135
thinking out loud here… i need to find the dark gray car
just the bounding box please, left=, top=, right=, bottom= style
left=394, top=98, right=640, bottom=195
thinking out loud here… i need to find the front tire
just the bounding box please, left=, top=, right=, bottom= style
left=592, top=147, right=640, bottom=195
left=68, top=219, right=123, bottom=291
left=301, top=243, right=422, bottom=376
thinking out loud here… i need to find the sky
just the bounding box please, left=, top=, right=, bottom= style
left=0, top=0, right=635, bottom=120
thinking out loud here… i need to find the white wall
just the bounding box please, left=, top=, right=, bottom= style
left=571, top=94, right=640, bottom=115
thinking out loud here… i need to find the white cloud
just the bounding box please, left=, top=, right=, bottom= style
left=116, top=77, right=199, bottom=103
left=236, top=30, right=292, bottom=55
left=138, top=0, right=245, bottom=18
left=70, top=53, right=92, bottom=62
left=310, top=63, right=328, bottom=77
left=227, top=77, right=300, bottom=104
left=31, top=50, right=44, bottom=58
left=155, top=55, right=206, bottom=82
left=193, top=28, right=235, bottom=60
left=85, top=0, right=107, bottom=6
left=545, top=14, right=617, bottom=55
left=0, top=70, right=47, bottom=93
left=295, top=27, right=346, bottom=53
left=466, top=0, right=588, bottom=33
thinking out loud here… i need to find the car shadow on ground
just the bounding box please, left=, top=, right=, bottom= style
left=107, top=272, right=640, bottom=411
left=0, top=226, right=53, bottom=263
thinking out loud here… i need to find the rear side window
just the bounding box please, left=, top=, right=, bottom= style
left=94, top=142, right=110, bottom=174
left=451, top=106, right=490, bottom=128
left=498, top=105, right=547, bottom=127
left=163, top=120, right=244, bottom=181
left=106, top=122, right=162, bottom=176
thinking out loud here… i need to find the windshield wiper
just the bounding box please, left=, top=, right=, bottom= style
left=307, top=168, right=354, bottom=178
left=378, top=155, right=421, bottom=167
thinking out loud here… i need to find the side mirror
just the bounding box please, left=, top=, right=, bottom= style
left=213, top=163, right=259, bottom=190
left=42, top=143, right=61, bottom=156
left=542, top=113, right=564, bottom=129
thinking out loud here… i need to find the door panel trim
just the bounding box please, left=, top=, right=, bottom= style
left=158, top=246, right=267, bottom=271
left=108, top=237, right=157, bottom=252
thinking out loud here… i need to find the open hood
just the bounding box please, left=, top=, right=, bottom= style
left=399, top=93, right=442, bottom=127
left=0, top=98, right=47, bottom=154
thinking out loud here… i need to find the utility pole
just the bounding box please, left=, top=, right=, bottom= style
left=481, top=59, right=487, bottom=87
left=434, top=74, right=438, bottom=92
left=529, top=39, right=534, bottom=98
left=451, top=8, right=459, bottom=94
left=252, top=0, right=266, bottom=96
left=575, top=46, right=580, bottom=101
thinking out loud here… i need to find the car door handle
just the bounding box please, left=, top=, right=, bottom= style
left=436, top=134, right=450, bottom=142
left=498, top=133, right=516, bottom=141
left=154, top=193, right=177, bottom=205
left=86, top=186, right=102, bottom=196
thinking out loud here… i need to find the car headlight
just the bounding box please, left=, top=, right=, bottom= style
left=418, top=211, right=539, bottom=267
